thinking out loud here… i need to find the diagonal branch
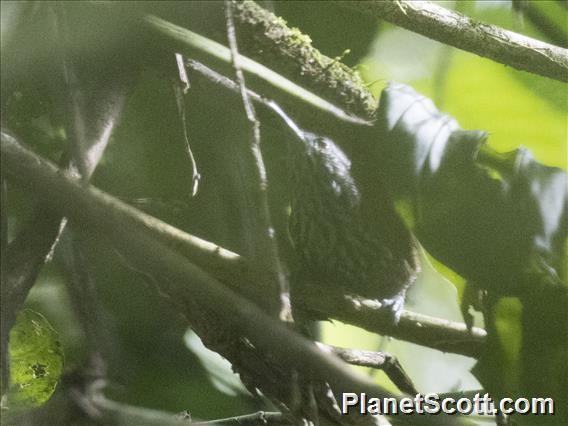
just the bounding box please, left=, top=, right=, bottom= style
left=224, top=0, right=287, bottom=318
left=230, top=0, right=377, bottom=119
left=143, top=14, right=371, bottom=127
left=343, top=0, right=568, bottom=82
left=321, top=343, right=419, bottom=395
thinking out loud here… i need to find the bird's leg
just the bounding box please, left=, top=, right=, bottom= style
left=379, top=288, right=407, bottom=326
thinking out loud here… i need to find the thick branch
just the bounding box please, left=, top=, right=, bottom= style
left=344, top=0, right=568, bottom=82
left=231, top=0, right=377, bottom=118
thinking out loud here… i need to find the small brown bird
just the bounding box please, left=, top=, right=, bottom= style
left=288, top=131, right=419, bottom=323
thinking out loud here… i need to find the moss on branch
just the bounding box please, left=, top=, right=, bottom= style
left=232, top=0, right=377, bottom=119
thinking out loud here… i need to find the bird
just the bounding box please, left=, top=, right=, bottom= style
left=287, top=131, right=419, bottom=324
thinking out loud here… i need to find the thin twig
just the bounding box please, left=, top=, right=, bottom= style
left=94, top=385, right=289, bottom=426
left=225, top=0, right=288, bottom=319
left=193, top=411, right=289, bottom=425
left=185, top=60, right=306, bottom=141
left=319, top=343, right=419, bottom=395
left=143, top=14, right=371, bottom=126
left=302, top=293, right=487, bottom=358
left=343, top=0, right=568, bottom=82
left=226, top=1, right=258, bottom=126
left=173, top=53, right=201, bottom=197
left=75, top=384, right=290, bottom=426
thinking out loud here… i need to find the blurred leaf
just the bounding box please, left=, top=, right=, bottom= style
left=472, top=297, right=523, bottom=398
left=440, top=53, right=567, bottom=170
left=0, top=1, right=27, bottom=50
left=425, top=253, right=466, bottom=298
left=512, top=0, right=568, bottom=48
left=183, top=330, right=249, bottom=398
left=2, top=309, right=63, bottom=411
left=362, top=11, right=567, bottom=170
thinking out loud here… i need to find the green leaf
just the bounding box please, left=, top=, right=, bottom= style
left=2, top=309, right=64, bottom=411
left=472, top=297, right=523, bottom=398
left=363, top=19, right=567, bottom=170
left=376, top=82, right=567, bottom=295
left=376, top=82, right=568, bottom=422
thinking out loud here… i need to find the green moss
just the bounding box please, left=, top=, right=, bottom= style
left=233, top=0, right=376, bottom=119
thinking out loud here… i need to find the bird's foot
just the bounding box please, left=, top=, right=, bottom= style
left=379, top=294, right=406, bottom=326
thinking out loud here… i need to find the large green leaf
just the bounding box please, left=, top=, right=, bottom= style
left=376, top=82, right=567, bottom=295
left=2, top=309, right=64, bottom=412
left=375, top=82, right=568, bottom=423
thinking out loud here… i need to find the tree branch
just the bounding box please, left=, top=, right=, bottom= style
left=225, top=0, right=287, bottom=318
left=298, top=290, right=486, bottom=359
left=230, top=0, right=377, bottom=119
left=344, top=0, right=568, bottom=82
left=321, top=344, right=418, bottom=395
left=193, top=411, right=289, bottom=425
left=143, top=14, right=371, bottom=127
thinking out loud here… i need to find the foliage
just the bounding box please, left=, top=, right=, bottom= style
left=376, top=82, right=567, bottom=420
